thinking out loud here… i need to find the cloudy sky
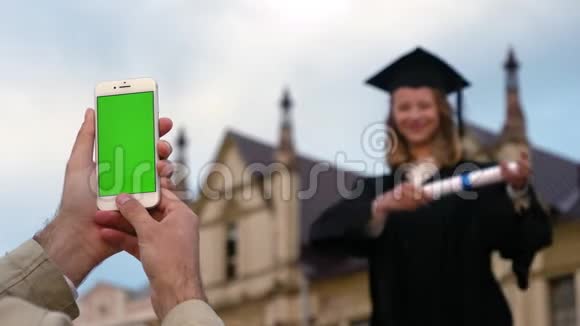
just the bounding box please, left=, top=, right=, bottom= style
left=1, top=0, right=579, bottom=293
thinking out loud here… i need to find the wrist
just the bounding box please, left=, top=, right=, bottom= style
left=154, top=278, right=206, bottom=320
left=369, top=198, right=389, bottom=237
left=34, top=218, right=96, bottom=286
left=371, top=197, right=390, bottom=220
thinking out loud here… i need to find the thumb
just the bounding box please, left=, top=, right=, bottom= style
left=116, top=194, right=153, bottom=234
left=68, top=108, right=95, bottom=169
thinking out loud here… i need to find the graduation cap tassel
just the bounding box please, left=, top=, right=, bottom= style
left=457, top=89, right=464, bottom=137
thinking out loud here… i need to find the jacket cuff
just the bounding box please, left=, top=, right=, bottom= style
left=0, top=239, right=79, bottom=319
left=162, top=299, right=224, bottom=326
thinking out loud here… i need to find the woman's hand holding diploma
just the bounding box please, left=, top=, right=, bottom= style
left=501, top=152, right=531, bottom=191
left=368, top=183, right=432, bottom=236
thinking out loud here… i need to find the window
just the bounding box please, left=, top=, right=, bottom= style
left=226, top=222, right=238, bottom=280
left=97, top=303, right=109, bottom=316
left=550, top=275, right=576, bottom=326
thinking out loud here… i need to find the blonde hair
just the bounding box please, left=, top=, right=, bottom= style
left=386, top=88, right=462, bottom=168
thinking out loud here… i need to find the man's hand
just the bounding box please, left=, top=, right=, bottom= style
left=96, top=189, right=206, bottom=320
left=34, top=108, right=174, bottom=286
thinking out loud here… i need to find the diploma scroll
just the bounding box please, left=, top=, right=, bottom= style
left=422, top=162, right=518, bottom=198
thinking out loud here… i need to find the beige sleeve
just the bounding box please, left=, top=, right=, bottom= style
left=162, top=299, right=225, bottom=326
left=0, top=239, right=79, bottom=319
left=0, top=296, right=72, bottom=326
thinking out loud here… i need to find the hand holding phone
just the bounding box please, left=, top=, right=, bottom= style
left=35, top=105, right=173, bottom=286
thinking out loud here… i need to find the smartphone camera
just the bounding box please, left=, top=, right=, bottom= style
left=113, top=86, right=117, bottom=89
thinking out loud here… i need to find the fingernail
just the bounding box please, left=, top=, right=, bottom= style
left=117, top=194, right=132, bottom=205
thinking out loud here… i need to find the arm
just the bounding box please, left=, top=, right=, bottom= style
left=162, top=300, right=224, bottom=326
left=0, top=241, right=224, bottom=326
left=477, top=182, right=552, bottom=289
left=0, top=240, right=79, bottom=318
left=310, top=176, right=431, bottom=257
left=0, top=296, right=72, bottom=326
left=96, top=190, right=224, bottom=325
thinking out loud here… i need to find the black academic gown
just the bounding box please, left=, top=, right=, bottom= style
left=309, top=161, right=552, bottom=326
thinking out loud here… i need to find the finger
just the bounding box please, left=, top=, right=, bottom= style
left=160, top=177, right=177, bottom=190
left=418, top=187, right=432, bottom=203
left=159, top=118, right=173, bottom=137
left=522, top=154, right=532, bottom=176
left=94, top=210, right=136, bottom=236
left=403, top=184, right=427, bottom=202
left=157, top=140, right=173, bottom=160
left=161, top=186, right=182, bottom=202
left=517, top=160, right=530, bottom=178
left=156, top=187, right=186, bottom=214
left=116, top=194, right=154, bottom=234
left=68, top=109, right=95, bottom=169
left=392, top=187, right=403, bottom=200
left=99, top=227, right=140, bottom=260
left=401, top=183, right=416, bottom=193
left=157, top=160, right=174, bottom=178
left=402, top=184, right=418, bottom=198
left=393, top=183, right=409, bottom=198
left=518, top=154, right=530, bottom=170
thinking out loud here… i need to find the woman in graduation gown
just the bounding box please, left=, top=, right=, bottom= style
left=309, top=48, right=552, bottom=326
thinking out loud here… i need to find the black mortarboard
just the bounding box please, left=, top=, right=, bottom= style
left=366, top=47, right=470, bottom=135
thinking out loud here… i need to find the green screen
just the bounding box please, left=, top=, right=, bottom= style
left=97, top=91, right=156, bottom=196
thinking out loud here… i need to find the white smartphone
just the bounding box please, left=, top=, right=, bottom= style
left=94, top=78, right=160, bottom=210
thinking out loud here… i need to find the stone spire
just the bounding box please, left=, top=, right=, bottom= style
left=275, top=88, right=297, bottom=168
left=496, top=47, right=529, bottom=161
left=271, top=87, right=301, bottom=267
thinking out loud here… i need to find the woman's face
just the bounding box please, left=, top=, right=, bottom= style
left=391, top=87, right=440, bottom=147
